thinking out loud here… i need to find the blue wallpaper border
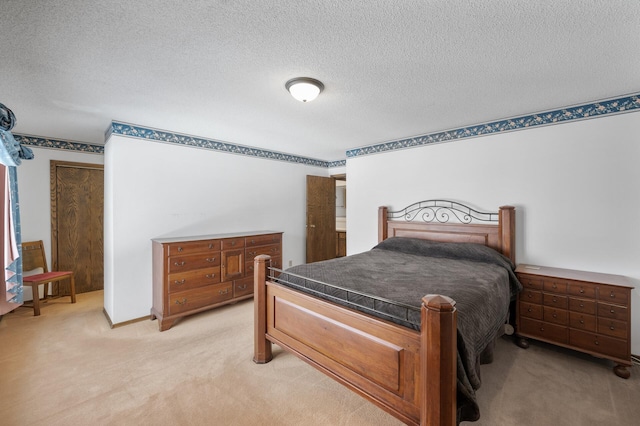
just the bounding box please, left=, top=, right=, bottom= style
left=109, top=121, right=333, bottom=168
left=13, top=134, right=104, bottom=154
left=346, top=93, right=640, bottom=158
left=12, top=92, right=640, bottom=164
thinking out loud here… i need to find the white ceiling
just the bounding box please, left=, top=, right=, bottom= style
left=2, top=1, right=639, bottom=161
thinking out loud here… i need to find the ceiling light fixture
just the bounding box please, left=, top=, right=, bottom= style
left=285, top=77, right=324, bottom=102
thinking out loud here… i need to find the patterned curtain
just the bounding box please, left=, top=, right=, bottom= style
left=0, top=103, right=32, bottom=315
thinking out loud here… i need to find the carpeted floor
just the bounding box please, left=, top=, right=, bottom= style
left=0, top=291, right=638, bottom=425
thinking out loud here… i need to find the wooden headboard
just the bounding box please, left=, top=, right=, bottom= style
left=378, top=200, right=515, bottom=263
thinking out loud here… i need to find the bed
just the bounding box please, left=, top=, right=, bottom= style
left=253, top=200, right=518, bottom=426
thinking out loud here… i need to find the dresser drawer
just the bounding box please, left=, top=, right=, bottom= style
left=168, top=253, right=221, bottom=273
left=521, top=289, right=542, bottom=304
left=246, top=243, right=281, bottom=258
left=519, top=301, right=543, bottom=320
left=166, top=239, right=221, bottom=256
left=233, top=276, right=254, bottom=298
left=168, top=283, right=233, bottom=315
left=567, top=281, right=596, bottom=298
left=569, top=312, right=596, bottom=332
left=543, top=293, right=568, bottom=309
left=518, top=275, right=543, bottom=290
left=246, top=256, right=282, bottom=275
left=246, top=233, right=282, bottom=248
left=598, top=302, right=628, bottom=321
left=519, top=317, right=568, bottom=344
left=222, top=237, right=245, bottom=249
left=569, top=329, right=628, bottom=360
left=168, top=267, right=221, bottom=293
left=543, top=279, right=567, bottom=294
left=598, top=284, right=629, bottom=305
left=542, top=307, right=568, bottom=326
left=568, top=297, right=596, bottom=315
left=597, top=318, right=628, bottom=339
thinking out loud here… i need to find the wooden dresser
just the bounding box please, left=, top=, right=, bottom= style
left=515, top=264, right=634, bottom=378
left=151, top=231, right=282, bottom=331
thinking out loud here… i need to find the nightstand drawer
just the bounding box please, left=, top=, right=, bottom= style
left=521, top=289, right=542, bottom=304
left=569, top=312, right=596, bottom=332
left=567, top=281, right=596, bottom=298
left=569, top=330, right=628, bottom=360
left=543, top=307, right=568, bottom=326
left=598, top=302, right=628, bottom=321
left=543, top=293, right=568, bottom=309
left=543, top=279, right=567, bottom=294
left=519, top=275, right=543, bottom=290
left=598, top=284, right=629, bottom=305
left=597, top=318, right=628, bottom=339
left=167, top=240, right=221, bottom=256
left=568, top=297, right=596, bottom=315
left=519, top=301, right=543, bottom=320
left=519, top=317, right=568, bottom=344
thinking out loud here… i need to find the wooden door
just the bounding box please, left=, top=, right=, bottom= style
left=221, top=249, right=244, bottom=282
left=306, top=175, right=336, bottom=263
left=51, top=161, right=104, bottom=295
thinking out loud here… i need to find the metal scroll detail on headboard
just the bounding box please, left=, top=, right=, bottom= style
left=387, top=200, right=499, bottom=224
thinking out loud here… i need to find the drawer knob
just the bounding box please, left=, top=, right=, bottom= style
left=219, top=289, right=229, bottom=295
left=527, top=307, right=532, bottom=312
left=205, top=274, right=216, bottom=279
left=579, top=288, right=585, bottom=294
left=251, top=239, right=255, bottom=244
left=528, top=293, right=533, bottom=298
left=552, top=297, right=557, bottom=302
left=579, top=319, right=584, bottom=324
left=206, top=257, right=216, bottom=262
left=248, top=251, right=257, bottom=256
left=237, top=284, right=247, bottom=290
left=552, top=284, right=557, bottom=289
left=175, top=298, right=187, bottom=305
left=595, top=340, right=599, bottom=345
left=208, top=243, right=214, bottom=249
left=231, top=241, right=236, bottom=246
left=174, top=261, right=186, bottom=267
left=610, top=292, right=615, bottom=298
left=174, top=279, right=185, bottom=286
left=177, top=247, right=183, bottom=252
left=610, top=325, right=615, bottom=330
left=610, top=309, right=615, bottom=314
left=579, top=303, right=584, bottom=308
left=552, top=313, right=557, bottom=318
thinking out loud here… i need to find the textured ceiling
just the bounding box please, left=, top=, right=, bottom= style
left=2, top=1, right=639, bottom=161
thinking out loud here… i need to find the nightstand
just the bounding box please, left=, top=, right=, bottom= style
left=515, top=264, right=634, bottom=378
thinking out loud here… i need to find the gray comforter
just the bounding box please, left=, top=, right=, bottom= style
left=277, top=237, right=522, bottom=423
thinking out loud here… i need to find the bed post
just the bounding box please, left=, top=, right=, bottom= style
left=253, top=254, right=273, bottom=364
left=421, top=294, right=457, bottom=426
left=498, top=206, right=516, bottom=264
left=378, top=206, right=388, bottom=242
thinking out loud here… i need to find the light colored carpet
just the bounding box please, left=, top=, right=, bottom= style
left=0, top=291, right=638, bottom=425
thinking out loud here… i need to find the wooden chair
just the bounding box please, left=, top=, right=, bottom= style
left=21, top=240, right=76, bottom=316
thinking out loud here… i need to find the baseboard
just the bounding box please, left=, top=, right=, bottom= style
left=102, top=308, right=150, bottom=329
left=632, top=354, right=640, bottom=366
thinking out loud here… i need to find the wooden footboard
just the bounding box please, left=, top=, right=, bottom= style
left=253, top=255, right=457, bottom=426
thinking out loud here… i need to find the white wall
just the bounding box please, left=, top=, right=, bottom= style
left=16, top=147, right=104, bottom=300
left=346, top=112, right=640, bottom=354
left=104, top=135, right=327, bottom=324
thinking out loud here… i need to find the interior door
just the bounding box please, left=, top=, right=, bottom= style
left=306, top=175, right=336, bottom=263
left=51, top=161, right=104, bottom=295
